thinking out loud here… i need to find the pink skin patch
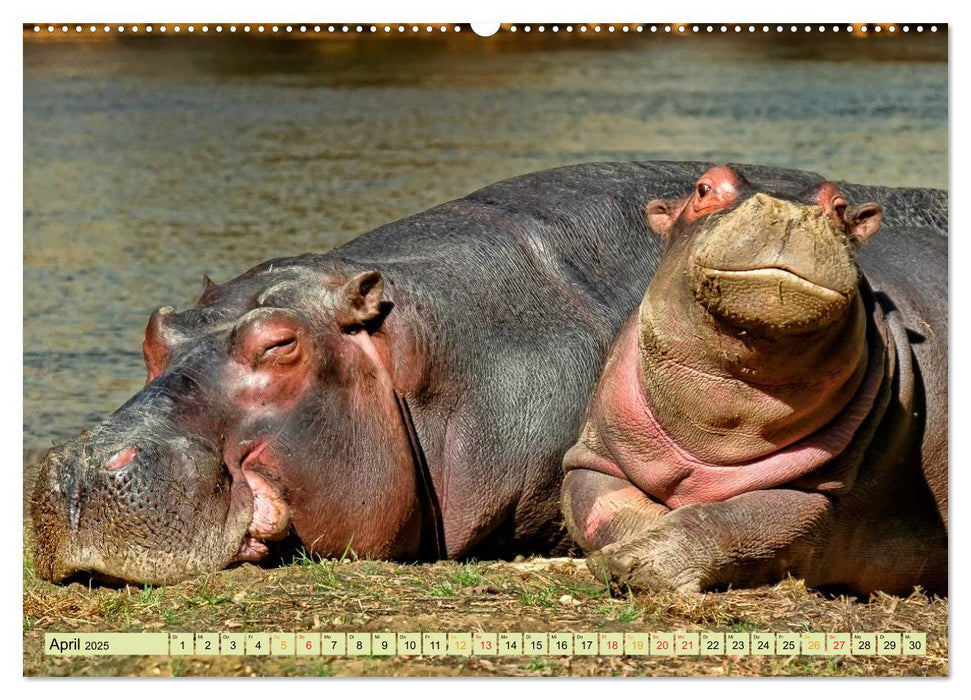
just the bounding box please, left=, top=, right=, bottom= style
left=583, top=486, right=650, bottom=541
left=105, top=447, right=137, bottom=471
left=569, top=316, right=886, bottom=509
left=648, top=166, right=742, bottom=238
left=681, top=166, right=741, bottom=224
left=236, top=536, right=270, bottom=562
left=239, top=441, right=291, bottom=540
left=224, top=439, right=293, bottom=562
left=814, top=182, right=847, bottom=225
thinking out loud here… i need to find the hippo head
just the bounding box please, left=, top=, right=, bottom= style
left=646, top=165, right=882, bottom=336
left=639, top=165, right=885, bottom=464
left=31, top=258, right=424, bottom=584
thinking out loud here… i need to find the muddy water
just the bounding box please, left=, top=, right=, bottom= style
left=23, top=33, right=947, bottom=482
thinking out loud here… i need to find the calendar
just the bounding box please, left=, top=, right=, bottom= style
left=23, top=16, right=949, bottom=680
left=45, top=631, right=928, bottom=657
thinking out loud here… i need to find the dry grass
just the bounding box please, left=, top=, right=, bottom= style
left=23, top=541, right=948, bottom=677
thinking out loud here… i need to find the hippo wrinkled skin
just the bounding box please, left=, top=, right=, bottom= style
left=562, top=165, right=947, bottom=595
left=30, top=161, right=947, bottom=588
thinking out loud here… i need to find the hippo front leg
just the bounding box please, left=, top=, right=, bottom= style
left=586, top=487, right=835, bottom=593
left=562, top=469, right=670, bottom=552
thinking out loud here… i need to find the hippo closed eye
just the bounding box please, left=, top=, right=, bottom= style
left=563, top=164, right=947, bottom=596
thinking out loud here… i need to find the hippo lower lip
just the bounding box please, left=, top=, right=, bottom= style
left=698, top=265, right=847, bottom=299
left=229, top=440, right=291, bottom=562
left=236, top=534, right=270, bottom=562
left=693, top=264, right=850, bottom=334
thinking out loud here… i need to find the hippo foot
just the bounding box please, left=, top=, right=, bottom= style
left=586, top=529, right=708, bottom=594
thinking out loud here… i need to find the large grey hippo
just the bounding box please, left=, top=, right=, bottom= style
left=30, top=161, right=947, bottom=588
left=563, top=165, right=947, bottom=595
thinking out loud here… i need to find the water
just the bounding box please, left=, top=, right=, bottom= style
left=23, top=32, right=947, bottom=479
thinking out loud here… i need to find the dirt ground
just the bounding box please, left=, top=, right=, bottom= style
left=23, top=540, right=948, bottom=678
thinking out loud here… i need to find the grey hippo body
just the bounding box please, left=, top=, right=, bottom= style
left=30, top=161, right=947, bottom=588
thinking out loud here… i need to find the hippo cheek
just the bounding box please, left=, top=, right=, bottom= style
left=690, top=265, right=852, bottom=335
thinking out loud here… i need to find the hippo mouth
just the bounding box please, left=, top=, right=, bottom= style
left=692, top=264, right=852, bottom=335
left=228, top=441, right=293, bottom=563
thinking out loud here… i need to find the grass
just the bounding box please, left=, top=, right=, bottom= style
left=429, top=580, right=459, bottom=598
left=729, top=620, right=765, bottom=633
left=22, top=535, right=948, bottom=677
left=449, top=562, right=484, bottom=588
left=518, top=584, right=557, bottom=608
left=614, top=600, right=642, bottom=623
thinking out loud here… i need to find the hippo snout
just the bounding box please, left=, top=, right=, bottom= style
left=688, top=194, right=860, bottom=335
left=31, top=443, right=92, bottom=583
left=30, top=431, right=251, bottom=585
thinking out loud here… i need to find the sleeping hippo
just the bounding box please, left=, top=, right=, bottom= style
left=562, top=165, right=947, bottom=595
left=30, top=161, right=686, bottom=584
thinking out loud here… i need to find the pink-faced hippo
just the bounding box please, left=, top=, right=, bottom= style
left=31, top=161, right=692, bottom=584
left=30, top=161, right=946, bottom=589
left=563, top=165, right=947, bottom=596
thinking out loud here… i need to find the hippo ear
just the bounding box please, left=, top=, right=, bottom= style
left=197, top=274, right=218, bottom=304
left=646, top=198, right=682, bottom=238
left=337, top=271, right=394, bottom=333
left=143, top=306, right=180, bottom=384
left=844, top=202, right=882, bottom=243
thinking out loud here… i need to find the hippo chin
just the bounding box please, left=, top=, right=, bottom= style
left=563, top=165, right=947, bottom=596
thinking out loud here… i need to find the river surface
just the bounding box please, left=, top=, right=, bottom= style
left=23, top=32, right=947, bottom=480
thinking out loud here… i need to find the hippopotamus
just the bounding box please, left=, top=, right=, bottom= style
left=30, top=161, right=688, bottom=584
left=562, top=164, right=947, bottom=595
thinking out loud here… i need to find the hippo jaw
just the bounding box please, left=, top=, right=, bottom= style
left=30, top=425, right=302, bottom=584
left=688, top=194, right=859, bottom=336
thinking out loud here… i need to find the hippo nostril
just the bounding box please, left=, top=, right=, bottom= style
left=106, top=446, right=138, bottom=472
